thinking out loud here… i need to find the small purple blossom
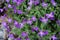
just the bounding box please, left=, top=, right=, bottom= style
left=25, top=37, right=30, bottom=40
left=27, top=6, right=32, bottom=10
left=19, top=23, right=24, bottom=28
left=44, top=30, right=48, bottom=35
left=8, top=18, right=12, bottom=23
left=38, top=30, right=45, bottom=37
left=6, top=26, right=11, bottom=32
left=8, top=33, right=14, bottom=39
left=28, top=0, right=40, bottom=6
left=4, top=14, right=7, bottom=16
left=17, top=10, right=23, bottom=14
left=21, top=32, right=28, bottom=37
left=14, top=21, right=18, bottom=25
left=6, top=0, right=10, bottom=3
left=1, top=16, right=5, bottom=20
left=51, top=35, right=57, bottom=40
left=38, top=30, right=48, bottom=37
left=1, top=21, right=10, bottom=32
left=40, top=17, right=48, bottom=23
left=0, top=9, right=3, bottom=12
left=31, top=16, right=36, bottom=21
left=27, top=19, right=33, bottom=25
left=22, top=18, right=27, bottom=24
left=14, top=8, right=17, bottom=13
left=14, top=21, right=20, bottom=28
left=12, top=0, right=17, bottom=3
left=33, top=0, right=40, bottom=5
left=14, top=20, right=24, bottom=28
left=32, top=27, right=39, bottom=32
left=15, top=37, right=22, bottom=40
left=27, top=0, right=33, bottom=10
left=41, top=2, right=48, bottom=7
left=12, top=0, right=24, bottom=5
left=8, top=4, right=12, bottom=8
left=45, top=12, right=55, bottom=20
left=51, top=0, right=57, bottom=6
left=2, top=22, right=7, bottom=27
left=28, top=0, right=33, bottom=6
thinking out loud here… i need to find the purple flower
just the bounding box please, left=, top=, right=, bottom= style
left=22, top=18, right=27, bottom=24
left=6, top=26, right=11, bottom=32
left=21, top=32, right=28, bottom=37
left=4, top=14, right=7, bottom=16
left=8, top=33, right=14, bottom=39
left=6, top=0, right=10, bottom=3
left=0, top=9, right=3, bottom=12
left=56, top=20, right=60, bottom=26
left=27, top=19, right=33, bottom=25
left=45, top=12, right=54, bottom=20
left=19, top=23, right=24, bottom=28
left=12, top=0, right=17, bottom=3
left=25, top=37, right=30, bottom=40
left=40, top=17, right=48, bottom=23
left=27, top=6, right=32, bottom=10
left=38, top=30, right=45, bottom=37
left=2, top=22, right=7, bottom=27
left=15, top=37, right=22, bottom=40
left=16, top=2, right=21, bottom=6
left=28, top=0, right=33, bottom=6
left=8, top=18, right=12, bottom=23
left=31, top=16, right=36, bottom=21
left=2, top=22, right=10, bottom=32
left=12, top=5, right=16, bottom=9
left=33, top=0, right=40, bottom=5
left=1, top=16, right=5, bottom=20
left=14, top=21, right=18, bottom=25
left=27, top=0, right=33, bottom=10
left=17, top=10, right=23, bottom=14
left=13, top=0, right=24, bottom=5
left=14, top=20, right=24, bottom=28
left=51, top=0, right=57, bottom=6
left=8, top=4, right=12, bottom=8
left=14, top=21, right=20, bottom=28
left=32, top=27, right=39, bottom=32
left=41, top=2, right=48, bottom=7
left=44, top=30, right=48, bottom=35
left=51, top=35, right=57, bottom=40
left=38, top=30, right=48, bottom=37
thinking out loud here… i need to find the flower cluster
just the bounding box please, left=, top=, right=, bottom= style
left=0, top=0, right=60, bottom=40
left=40, top=12, right=55, bottom=23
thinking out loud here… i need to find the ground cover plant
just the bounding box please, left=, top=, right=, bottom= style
left=0, top=0, right=60, bottom=40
